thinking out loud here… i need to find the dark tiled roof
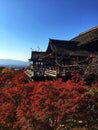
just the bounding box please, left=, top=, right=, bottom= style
left=46, top=39, right=79, bottom=55
left=71, top=26, right=98, bottom=46
left=29, top=26, right=98, bottom=61
left=29, top=51, right=45, bottom=61
left=44, top=39, right=90, bottom=57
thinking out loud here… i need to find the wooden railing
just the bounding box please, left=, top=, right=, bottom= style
left=44, top=69, right=57, bottom=77
left=25, top=69, right=34, bottom=78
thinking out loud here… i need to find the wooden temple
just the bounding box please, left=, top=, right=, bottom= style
left=25, top=26, right=98, bottom=81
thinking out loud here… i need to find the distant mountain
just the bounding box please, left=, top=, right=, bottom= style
left=0, top=59, right=29, bottom=68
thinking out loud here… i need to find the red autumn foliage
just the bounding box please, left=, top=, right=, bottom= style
left=0, top=67, right=98, bottom=130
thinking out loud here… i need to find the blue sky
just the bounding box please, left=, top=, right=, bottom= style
left=0, top=0, right=98, bottom=61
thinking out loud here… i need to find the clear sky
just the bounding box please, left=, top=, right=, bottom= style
left=0, top=0, right=98, bottom=61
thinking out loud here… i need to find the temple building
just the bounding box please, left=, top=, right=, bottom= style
left=25, top=26, right=98, bottom=81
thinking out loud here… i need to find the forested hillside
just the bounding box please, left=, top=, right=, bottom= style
left=0, top=67, right=98, bottom=130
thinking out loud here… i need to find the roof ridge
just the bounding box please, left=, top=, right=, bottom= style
left=79, top=26, right=98, bottom=35
left=49, top=38, right=68, bottom=42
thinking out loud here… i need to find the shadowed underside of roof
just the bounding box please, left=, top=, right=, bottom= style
left=80, top=39, right=98, bottom=52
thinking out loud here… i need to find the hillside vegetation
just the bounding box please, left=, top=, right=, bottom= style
left=0, top=67, right=98, bottom=130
